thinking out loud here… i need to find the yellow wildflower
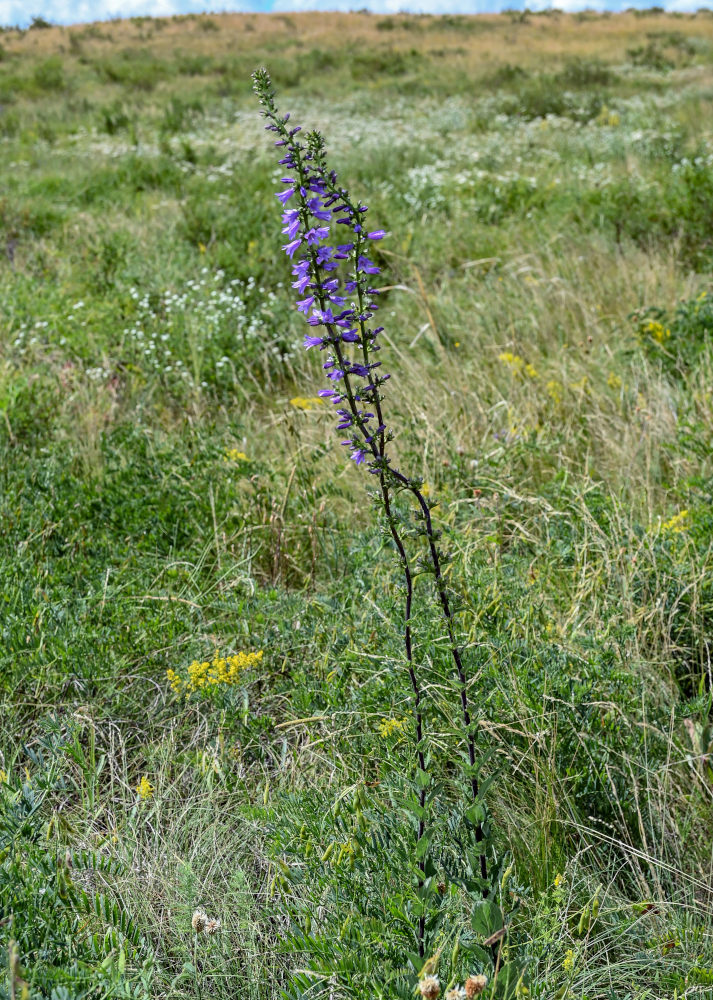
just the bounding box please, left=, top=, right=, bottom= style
left=563, top=949, right=574, bottom=973
left=662, top=510, right=689, bottom=535
left=225, top=448, right=249, bottom=462
left=289, top=396, right=327, bottom=411
left=644, top=320, right=670, bottom=344
left=179, top=650, right=264, bottom=696
left=498, top=353, right=538, bottom=378
left=378, top=717, right=407, bottom=738
left=136, top=776, right=154, bottom=800
left=166, top=668, right=182, bottom=695
left=546, top=380, right=562, bottom=404
left=498, top=351, right=524, bottom=374
left=0, top=769, right=6, bottom=784
left=607, top=372, right=622, bottom=390
left=554, top=872, right=564, bottom=888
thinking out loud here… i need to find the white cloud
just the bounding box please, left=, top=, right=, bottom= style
left=0, top=0, right=264, bottom=28
left=271, top=0, right=629, bottom=10
left=273, top=0, right=498, bottom=9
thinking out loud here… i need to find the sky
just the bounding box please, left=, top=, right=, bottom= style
left=0, top=0, right=703, bottom=29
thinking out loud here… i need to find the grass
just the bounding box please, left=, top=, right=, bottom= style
left=1, top=9, right=713, bottom=999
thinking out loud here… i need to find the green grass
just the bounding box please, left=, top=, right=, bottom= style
left=1, top=10, right=713, bottom=1000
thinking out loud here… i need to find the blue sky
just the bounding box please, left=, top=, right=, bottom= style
left=0, top=0, right=701, bottom=29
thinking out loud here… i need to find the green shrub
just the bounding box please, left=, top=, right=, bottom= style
left=95, top=49, right=168, bottom=91
left=33, top=57, right=65, bottom=92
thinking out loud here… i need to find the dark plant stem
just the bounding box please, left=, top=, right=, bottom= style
left=400, top=475, right=488, bottom=886
left=289, top=160, right=429, bottom=952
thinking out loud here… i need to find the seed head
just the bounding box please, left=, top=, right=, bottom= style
left=419, top=976, right=441, bottom=999
left=191, top=910, right=208, bottom=933
left=464, top=975, right=487, bottom=998
left=205, top=918, right=221, bottom=935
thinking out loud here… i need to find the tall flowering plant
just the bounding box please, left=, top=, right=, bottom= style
left=253, top=69, right=494, bottom=976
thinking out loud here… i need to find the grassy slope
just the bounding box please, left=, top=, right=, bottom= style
left=1, top=9, right=713, bottom=999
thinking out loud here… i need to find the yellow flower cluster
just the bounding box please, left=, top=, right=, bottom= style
left=662, top=510, right=689, bottom=535
left=546, top=380, right=562, bottom=404
left=289, top=396, right=327, bottom=411
left=136, top=776, right=154, bottom=800
left=498, top=352, right=538, bottom=378
left=378, top=717, right=407, bottom=738
left=644, top=320, right=671, bottom=344
left=563, top=948, right=575, bottom=973
left=225, top=448, right=249, bottom=462
left=596, top=105, right=620, bottom=127
left=168, top=650, right=264, bottom=697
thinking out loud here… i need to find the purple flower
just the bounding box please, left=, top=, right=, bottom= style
left=282, top=238, right=302, bottom=258
left=306, top=226, right=330, bottom=246
left=341, top=329, right=359, bottom=342
left=276, top=188, right=294, bottom=205
left=282, top=217, right=301, bottom=239
left=310, top=307, right=335, bottom=325
left=297, top=295, right=315, bottom=314
left=357, top=255, right=380, bottom=275
left=308, top=197, right=331, bottom=221
left=351, top=449, right=367, bottom=465
left=368, top=230, right=386, bottom=240
left=292, top=274, right=311, bottom=295
left=304, top=334, right=323, bottom=349
left=328, top=369, right=345, bottom=381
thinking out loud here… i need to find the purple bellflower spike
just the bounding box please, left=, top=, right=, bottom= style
left=253, top=71, right=491, bottom=945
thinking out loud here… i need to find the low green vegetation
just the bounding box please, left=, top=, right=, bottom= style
left=1, top=10, right=712, bottom=999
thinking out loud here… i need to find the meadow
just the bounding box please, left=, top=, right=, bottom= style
left=1, top=8, right=713, bottom=998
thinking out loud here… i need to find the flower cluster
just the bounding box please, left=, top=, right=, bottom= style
left=191, top=909, right=221, bottom=935
left=253, top=69, right=391, bottom=474
left=642, top=319, right=671, bottom=344
left=661, top=509, right=689, bottom=535
left=289, top=395, right=327, bottom=411
left=136, top=775, right=154, bottom=800
left=167, top=650, right=263, bottom=697
left=378, top=717, right=407, bottom=738
left=419, top=975, right=488, bottom=999
left=498, top=352, right=538, bottom=379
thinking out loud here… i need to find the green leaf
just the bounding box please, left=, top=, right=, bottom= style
left=471, top=899, right=503, bottom=937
